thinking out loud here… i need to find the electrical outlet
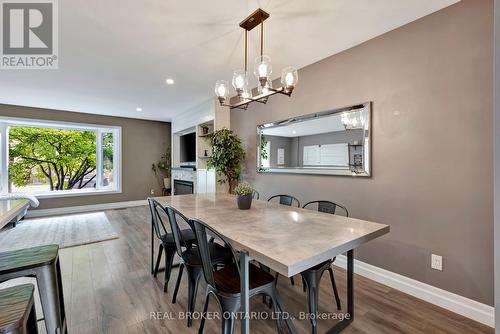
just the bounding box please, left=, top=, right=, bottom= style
left=150, top=189, right=155, bottom=196
left=431, top=254, right=443, bottom=271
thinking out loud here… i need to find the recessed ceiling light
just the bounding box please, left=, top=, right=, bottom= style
left=136, top=107, right=142, bottom=112
left=166, top=78, right=175, bottom=85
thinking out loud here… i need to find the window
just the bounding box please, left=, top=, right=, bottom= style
left=0, top=117, right=121, bottom=198
left=303, top=143, right=348, bottom=167
left=261, top=141, right=271, bottom=168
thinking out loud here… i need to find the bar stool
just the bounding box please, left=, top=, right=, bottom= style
left=0, top=245, right=67, bottom=334
left=0, top=284, right=38, bottom=334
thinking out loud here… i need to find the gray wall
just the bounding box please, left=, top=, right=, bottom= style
left=232, top=0, right=494, bottom=305
left=0, top=104, right=171, bottom=210
left=495, top=0, right=499, bottom=330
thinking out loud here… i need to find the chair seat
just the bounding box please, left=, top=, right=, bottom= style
left=160, top=228, right=196, bottom=245
left=0, top=245, right=58, bottom=275
left=0, top=284, right=35, bottom=332
left=214, top=263, right=275, bottom=295
left=182, top=242, right=231, bottom=266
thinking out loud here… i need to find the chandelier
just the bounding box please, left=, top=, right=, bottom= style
left=214, top=9, right=298, bottom=110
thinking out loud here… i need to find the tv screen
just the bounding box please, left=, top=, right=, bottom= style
left=180, top=132, right=196, bottom=162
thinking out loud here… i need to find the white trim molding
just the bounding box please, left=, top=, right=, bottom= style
left=335, top=255, right=494, bottom=328
left=26, top=200, right=147, bottom=218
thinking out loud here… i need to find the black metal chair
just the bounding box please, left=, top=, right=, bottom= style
left=163, top=203, right=233, bottom=327
left=299, top=200, right=347, bottom=334
left=268, top=194, right=301, bottom=286
left=303, top=200, right=348, bottom=217
left=252, top=190, right=260, bottom=200
left=148, top=198, right=196, bottom=293
left=191, top=218, right=296, bottom=334
left=267, top=194, right=300, bottom=207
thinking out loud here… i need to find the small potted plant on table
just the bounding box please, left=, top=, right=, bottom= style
left=234, top=182, right=254, bottom=210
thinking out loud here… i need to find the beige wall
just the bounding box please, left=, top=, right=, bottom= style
left=0, top=104, right=171, bottom=210
left=231, top=0, right=494, bottom=305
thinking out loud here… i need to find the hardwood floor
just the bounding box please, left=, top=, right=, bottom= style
left=9, top=206, right=494, bottom=334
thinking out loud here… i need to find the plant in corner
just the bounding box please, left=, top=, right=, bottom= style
left=152, top=148, right=172, bottom=191
left=206, top=128, right=245, bottom=194
left=234, top=182, right=254, bottom=210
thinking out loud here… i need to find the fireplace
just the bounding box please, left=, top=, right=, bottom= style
left=174, top=179, right=194, bottom=195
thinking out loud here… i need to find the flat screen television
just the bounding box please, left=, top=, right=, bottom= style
left=180, top=132, right=196, bottom=163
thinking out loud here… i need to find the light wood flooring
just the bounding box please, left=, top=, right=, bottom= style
left=13, top=206, right=495, bottom=333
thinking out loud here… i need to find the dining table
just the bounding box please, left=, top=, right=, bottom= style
left=154, top=193, right=390, bottom=334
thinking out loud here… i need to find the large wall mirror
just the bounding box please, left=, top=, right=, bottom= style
left=257, top=102, right=371, bottom=176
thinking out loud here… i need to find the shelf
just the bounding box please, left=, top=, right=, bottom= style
left=198, top=156, right=212, bottom=159
left=198, top=133, right=213, bottom=138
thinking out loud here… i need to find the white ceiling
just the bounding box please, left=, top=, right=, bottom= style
left=0, top=0, right=459, bottom=122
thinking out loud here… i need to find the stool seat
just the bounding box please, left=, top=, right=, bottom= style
left=0, top=284, right=36, bottom=333
left=0, top=245, right=58, bottom=275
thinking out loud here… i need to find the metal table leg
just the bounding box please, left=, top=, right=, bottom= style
left=240, top=251, right=251, bottom=334
left=327, top=249, right=354, bottom=334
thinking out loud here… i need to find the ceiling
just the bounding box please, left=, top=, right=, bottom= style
left=0, top=0, right=459, bottom=122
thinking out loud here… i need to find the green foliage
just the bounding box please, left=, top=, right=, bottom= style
left=206, top=128, right=245, bottom=192
left=260, top=134, right=268, bottom=160
left=234, top=182, right=254, bottom=196
left=9, top=126, right=97, bottom=191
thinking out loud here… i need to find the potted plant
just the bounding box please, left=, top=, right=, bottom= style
left=206, top=128, right=245, bottom=194
left=234, top=182, right=254, bottom=210
left=152, top=148, right=171, bottom=191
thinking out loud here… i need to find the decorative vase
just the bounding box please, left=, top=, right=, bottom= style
left=163, top=177, right=171, bottom=189
left=236, top=194, right=252, bottom=210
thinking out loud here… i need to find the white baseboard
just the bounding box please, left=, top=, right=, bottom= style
left=25, top=200, right=148, bottom=218
left=334, top=255, right=494, bottom=328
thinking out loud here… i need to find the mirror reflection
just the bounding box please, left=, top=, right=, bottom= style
left=257, top=102, right=371, bottom=176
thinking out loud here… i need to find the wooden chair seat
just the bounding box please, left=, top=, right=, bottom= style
left=0, top=284, right=36, bottom=333
left=0, top=245, right=58, bottom=275
left=214, top=263, right=275, bottom=295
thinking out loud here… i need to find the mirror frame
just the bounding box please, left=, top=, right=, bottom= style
left=256, top=101, right=372, bottom=177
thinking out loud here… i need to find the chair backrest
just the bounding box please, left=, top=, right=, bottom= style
left=252, top=190, right=260, bottom=200
left=148, top=198, right=192, bottom=259
left=302, top=200, right=349, bottom=217
left=190, top=218, right=239, bottom=289
left=147, top=197, right=170, bottom=240
left=268, top=194, right=300, bottom=207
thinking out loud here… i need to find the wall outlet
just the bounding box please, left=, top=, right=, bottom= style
left=150, top=189, right=155, bottom=196
left=431, top=254, right=443, bottom=271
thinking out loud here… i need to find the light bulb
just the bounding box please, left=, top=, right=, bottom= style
left=258, top=63, right=269, bottom=78
left=280, top=66, right=298, bottom=91
left=254, top=55, right=272, bottom=87
left=232, top=70, right=248, bottom=95
left=285, top=72, right=294, bottom=86
left=217, top=85, right=226, bottom=97
left=234, top=75, right=245, bottom=89
left=214, top=80, right=229, bottom=103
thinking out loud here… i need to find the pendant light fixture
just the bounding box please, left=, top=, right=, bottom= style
left=215, top=8, right=298, bottom=110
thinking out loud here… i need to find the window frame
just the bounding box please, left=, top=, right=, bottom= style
left=0, top=116, right=122, bottom=199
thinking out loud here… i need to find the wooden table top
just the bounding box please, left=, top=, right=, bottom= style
left=0, top=284, right=34, bottom=332
left=156, top=194, right=390, bottom=277
left=0, top=244, right=59, bottom=275
left=0, top=199, right=30, bottom=230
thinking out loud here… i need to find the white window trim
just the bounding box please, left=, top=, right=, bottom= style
left=0, top=116, right=122, bottom=198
